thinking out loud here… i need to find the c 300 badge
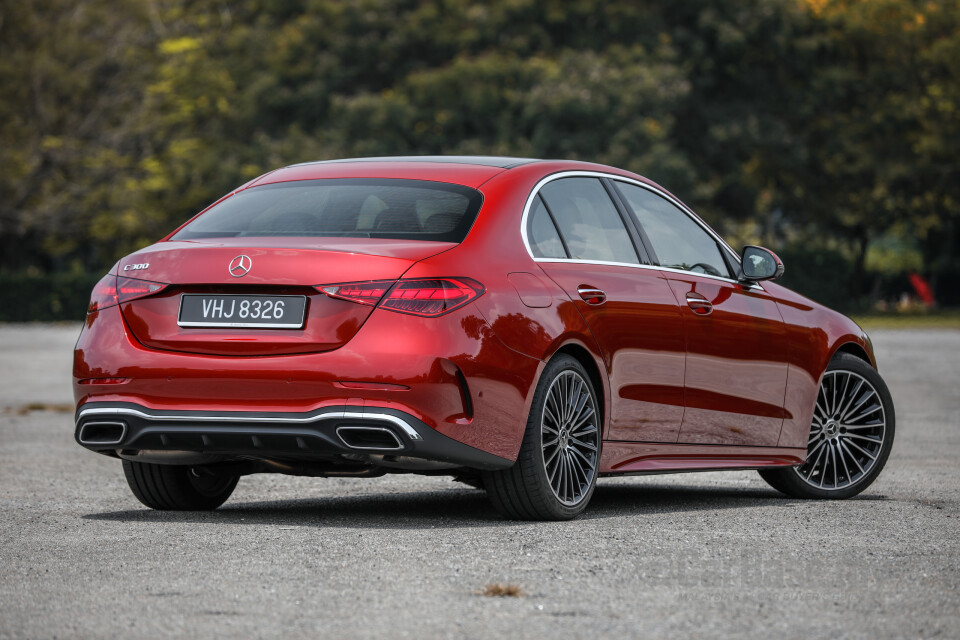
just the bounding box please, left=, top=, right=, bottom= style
left=123, top=263, right=149, bottom=271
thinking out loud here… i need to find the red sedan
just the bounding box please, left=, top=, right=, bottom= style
left=74, top=156, right=895, bottom=519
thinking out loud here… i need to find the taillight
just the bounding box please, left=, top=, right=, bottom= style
left=380, top=278, right=484, bottom=316
left=319, top=281, right=393, bottom=307
left=116, top=276, right=167, bottom=303
left=318, top=278, right=484, bottom=317
left=87, top=275, right=167, bottom=313
left=88, top=274, right=118, bottom=313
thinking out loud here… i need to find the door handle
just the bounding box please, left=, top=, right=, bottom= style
left=686, top=292, right=713, bottom=315
left=577, top=286, right=606, bottom=305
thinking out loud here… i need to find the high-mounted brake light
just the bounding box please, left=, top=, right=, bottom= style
left=318, top=278, right=484, bottom=317
left=87, top=275, right=168, bottom=314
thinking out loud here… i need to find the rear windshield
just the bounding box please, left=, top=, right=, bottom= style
left=171, top=179, right=484, bottom=243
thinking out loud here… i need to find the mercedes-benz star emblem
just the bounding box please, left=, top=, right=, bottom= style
left=228, top=254, right=252, bottom=278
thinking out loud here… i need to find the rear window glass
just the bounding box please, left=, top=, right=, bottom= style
left=527, top=195, right=567, bottom=259
left=171, top=179, right=484, bottom=243
left=539, top=177, right=639, bottom=264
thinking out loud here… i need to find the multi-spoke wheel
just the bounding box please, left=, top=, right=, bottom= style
left=541, top=370, right=600, bottom=506
left=759, top=352, right=895, bottom=499
left=482, top=354, right=601, bottom=520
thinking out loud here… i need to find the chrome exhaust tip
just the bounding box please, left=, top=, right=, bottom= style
left=336, top=426, right=404, bottom=451
left=78, top=421, right=127, bottom=446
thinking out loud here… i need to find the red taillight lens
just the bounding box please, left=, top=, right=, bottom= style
left=87, top=275, right=167, bottom=313
left=116, top=276, right=167, bottom=303
left=318, top=277, right=484, bottom=317
left=88, top=274, right=117, bottom=313
left=319, top=281, right=393, bottom=307
left=380, top=278, right=484, bottom=316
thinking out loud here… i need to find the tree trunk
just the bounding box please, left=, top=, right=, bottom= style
left=850, top=227, right=870, bottom=307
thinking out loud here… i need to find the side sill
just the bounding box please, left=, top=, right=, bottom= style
left=599, top=441, right=806, bottom=475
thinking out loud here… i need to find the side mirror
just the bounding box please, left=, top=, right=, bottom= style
left=739, top=245, right=784, bottom=282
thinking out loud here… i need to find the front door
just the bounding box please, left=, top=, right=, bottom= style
left=663, top=274, right=788, bottom=445
left=612, top=180, right=789, bottom=446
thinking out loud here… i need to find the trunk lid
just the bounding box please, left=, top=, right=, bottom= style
left=118, top=238, right=454, bottom=356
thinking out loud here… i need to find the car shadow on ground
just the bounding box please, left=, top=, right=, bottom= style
left=81, top=481, right=888, bottom=529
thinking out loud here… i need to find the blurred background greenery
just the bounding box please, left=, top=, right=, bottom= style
left=1, top=0, right=958, bottom=321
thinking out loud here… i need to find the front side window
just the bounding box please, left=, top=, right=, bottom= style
left=616, top=183, right=731, bottom=278
left=171, top=179, right=483, bottom=243
left=538, top=178, right=639, bottom=264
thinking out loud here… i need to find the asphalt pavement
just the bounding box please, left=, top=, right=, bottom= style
left=0, top=324, right=957, bottom=639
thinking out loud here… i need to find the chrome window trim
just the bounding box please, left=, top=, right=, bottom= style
left=530, top=257, right=759, bottom=287
left=76, top=407, right=423, bottom=441
left=519, top=170, right=762, bottom=290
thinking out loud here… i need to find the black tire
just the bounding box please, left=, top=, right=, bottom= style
left=482, top=354, right=602, bottom=520
left=759, top=351, right=895, bottom=499
left=122, top=460, right=239, bottom=510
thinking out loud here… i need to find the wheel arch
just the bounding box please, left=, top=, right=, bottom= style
left=811, top=340, right=877, bottom=416
left=831, top=340, right=876, bottom=370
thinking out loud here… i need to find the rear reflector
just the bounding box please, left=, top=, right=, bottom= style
left=333, top=381, right=411, bottom=391
left=319, top=278, right=484, bottom=317
left=87, top=275, right=167, bottom=313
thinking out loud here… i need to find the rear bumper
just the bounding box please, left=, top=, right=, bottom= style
left=75, top=402, right=512, bottom=470
left=74, top=303, right=544, bottom=461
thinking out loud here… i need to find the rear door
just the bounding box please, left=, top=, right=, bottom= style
left=613, top=181, right=789, bottom=446
left=529, top=176, right=686, bottom=443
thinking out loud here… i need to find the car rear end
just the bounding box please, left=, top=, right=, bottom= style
left=73, top=167, right=538, bottom=477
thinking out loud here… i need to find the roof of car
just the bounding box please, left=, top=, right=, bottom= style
left=250, top=156, right=649, bottom=191
left=250, top=156, right=554, bottom=189
left=291, top=156, right=542, bottom=169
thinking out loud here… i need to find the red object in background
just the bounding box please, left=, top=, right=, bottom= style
left=72, top=155, right=885, bottom=515
left=909, top=272, right=936, bottom=307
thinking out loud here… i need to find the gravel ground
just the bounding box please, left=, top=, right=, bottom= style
left=0, top=325, right=957, bottom=639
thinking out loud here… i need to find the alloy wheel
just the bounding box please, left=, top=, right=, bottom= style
left=793, top=370, right=887, bottom=491
left=541, top=370, right=600, bottom=506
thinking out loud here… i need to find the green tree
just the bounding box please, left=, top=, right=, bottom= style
left=792, top=0, right=960, bottom=300
left=0, top=0, right=160, bottom=272
left=1, top=0, right=958, bottom=312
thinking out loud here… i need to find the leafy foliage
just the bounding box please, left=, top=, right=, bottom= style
left=1, top=0, right=957, bottom=312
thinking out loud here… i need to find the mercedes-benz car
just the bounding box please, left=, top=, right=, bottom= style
left=74, top=156, right=895, bottom=519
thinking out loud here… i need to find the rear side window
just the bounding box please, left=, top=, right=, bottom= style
left=171, top=179, right=484, bottom=243
left=538, top=177, right=639, bottom=264
left=615, top=182, right=731, bottom=278
left=527, top=195, right=567, bottom=259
